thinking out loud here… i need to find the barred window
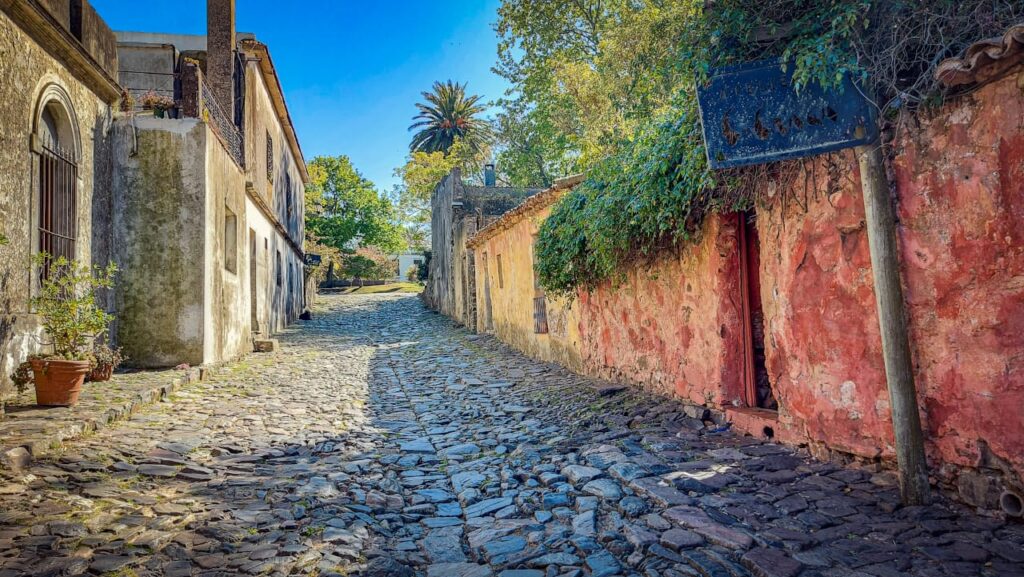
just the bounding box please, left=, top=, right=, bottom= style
left=37, top=104, right=78, bottom=279
left=266, top=131, right=274, bottom=182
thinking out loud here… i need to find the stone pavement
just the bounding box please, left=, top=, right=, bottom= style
left=1, top=366, right=202, bottom=473
left=0, top=293, right=1020, bottom=577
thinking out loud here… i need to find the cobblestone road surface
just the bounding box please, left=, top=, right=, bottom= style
left=1, top=294, right=1021, bottom=577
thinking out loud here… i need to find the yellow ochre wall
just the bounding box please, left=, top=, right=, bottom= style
left=472, top=205, right=583, bottom=372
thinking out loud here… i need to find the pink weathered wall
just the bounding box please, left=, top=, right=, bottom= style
left=894, top=72, right=1024, bottom=482
left=759, top=69, right=1024, bottom=486
left=577, top=215, right=745, bottom=405
left=757, top=153, right=894, bottom=459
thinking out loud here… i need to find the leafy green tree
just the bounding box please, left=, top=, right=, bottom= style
left=341, top=247, right=395, bottom=285
left=391, top=138, right=488, bottom=249
left=409, top=81, right=493, bottom=153
left=305, top=155, right=405, bottom=255
left=493, top=0, right=699, bottom=171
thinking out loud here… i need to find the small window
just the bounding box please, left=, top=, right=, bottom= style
left=266, top=131, right=274, bottom=182
left=285, top=172, right=293, bottom=220
left=497, top=254, right=504, bottom=289
left=276, top=250, right=282, bottom=286
left=223, top=206, right=237, bottom=273
left=532, top=236, right=547, bottom=334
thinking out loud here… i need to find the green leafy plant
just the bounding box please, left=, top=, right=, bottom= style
left=405, top=264, right=420, bottom=283
left=31, top=254, right=117, bottom=361
left=10, top=361, right=33, bottom=394
left=93, top=344, right=125, bottom=370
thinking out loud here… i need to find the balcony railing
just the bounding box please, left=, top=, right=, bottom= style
left=180, top=62, right=244, bottom=167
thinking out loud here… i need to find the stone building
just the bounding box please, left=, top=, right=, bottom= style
left=0, top=0, right=309, bottom=393
left=0, top=0, right=120, bottom=398
left=463, top=26, right=1024, bottom=512
left=423, top=165, right=539, bottom=329
left=107, top=0, right=308, bottom=367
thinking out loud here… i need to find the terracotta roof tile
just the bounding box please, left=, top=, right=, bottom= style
left=936, top=23, right=1024, bottom=88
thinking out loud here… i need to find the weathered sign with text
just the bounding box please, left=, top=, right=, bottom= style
left=697, top=59, right=877, bottom=168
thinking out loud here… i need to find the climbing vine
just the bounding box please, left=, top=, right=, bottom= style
left=532, top=0, right=1024, bottom=297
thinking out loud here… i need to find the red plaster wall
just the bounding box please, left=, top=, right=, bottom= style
left=757, top=153, right=895, bottom=459
left=758, top=70, right=1024, bottom=480
left=576, top=215, right=746, bottom=405
left=894, top=72, right=1024, bottom=478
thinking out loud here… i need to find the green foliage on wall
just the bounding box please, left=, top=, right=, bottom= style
left=515, top=0, right=1024, bottom=296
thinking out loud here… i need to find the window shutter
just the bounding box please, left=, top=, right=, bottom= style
left=533, top=296, right=548, bottom=334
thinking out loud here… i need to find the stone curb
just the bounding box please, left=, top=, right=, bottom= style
left=0, top=366, right=208, bottom=473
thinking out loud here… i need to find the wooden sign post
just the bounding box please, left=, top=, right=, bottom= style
left=856, top=141, right=930, bottom=504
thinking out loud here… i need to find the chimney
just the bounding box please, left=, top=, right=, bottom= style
left=484, top=163, right=496, bottom=187
left=207, top=0, right=235, bottom=115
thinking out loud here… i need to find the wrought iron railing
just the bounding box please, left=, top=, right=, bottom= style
left=199, top=80, right=243, bottom=166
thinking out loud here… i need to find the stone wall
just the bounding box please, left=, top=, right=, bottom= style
left=0, top=9, right=114, bottom=398
left=424, top=169, right=538, bottom=320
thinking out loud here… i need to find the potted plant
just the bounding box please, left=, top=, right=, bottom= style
left=21, top=255, right=117, bottom=406
left=89, top=344, right=124, bottom=382
left=140, top=90, right=177, bottom=118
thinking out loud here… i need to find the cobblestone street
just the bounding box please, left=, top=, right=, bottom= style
left=1, top=293, right=1021, bottom=577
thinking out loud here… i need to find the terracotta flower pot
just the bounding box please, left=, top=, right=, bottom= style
left=29, top=358, right=90, bottom=406
left=89, top=364, right=113, bottom=382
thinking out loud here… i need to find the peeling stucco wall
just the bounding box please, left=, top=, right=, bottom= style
left=895, top=71, right=1024, bottom=495
left=0, top=10, right=113, bottom=398
left=748, top=70, right=1024, bottom=498
left=203, top=125, right=249, bottom=365
left=578, top=215, right=744, bottom=403
left=756, top=152, right=893, bottom=458
left=472, top=206, right=583, bottom=372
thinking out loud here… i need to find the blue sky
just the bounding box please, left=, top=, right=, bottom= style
left=91, top=0, right=509, bottom=192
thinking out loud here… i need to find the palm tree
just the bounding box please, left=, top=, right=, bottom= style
left=409, top=80, right=492, bottom=153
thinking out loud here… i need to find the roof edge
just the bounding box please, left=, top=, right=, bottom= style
left=936, top=23, right=1024, bottom=88
left=467, top=174, right=585, bottom=249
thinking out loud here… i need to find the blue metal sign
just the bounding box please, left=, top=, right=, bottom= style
left=697, top=59, right=877, bottom=169
left=304, top=253, right=322, bottom=266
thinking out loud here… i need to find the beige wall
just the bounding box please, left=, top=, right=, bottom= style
left=203, top=126, right=249, bottom=364
left=240, top=56, right=305, bottom=332
left=472, top=206, right=583, bottom=371
left=0, top=10, right=113, bottom=397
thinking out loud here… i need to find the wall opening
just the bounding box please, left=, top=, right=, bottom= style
left=497, top=253, right=505, bottom=289
left=276, top=249, right=282, bottom=286
left=266, top=130, right=274, bottom=183
left=532, top=235, right=548, bottom=334
left=249, top=229, right=258, bottom=333
left=285, top=171, right=294, bottom=221
left=482, top=251, right=493, bottom=332
left=738, top=211, right=776, bottom=410
left=224, top=206, right=237, bottom=273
